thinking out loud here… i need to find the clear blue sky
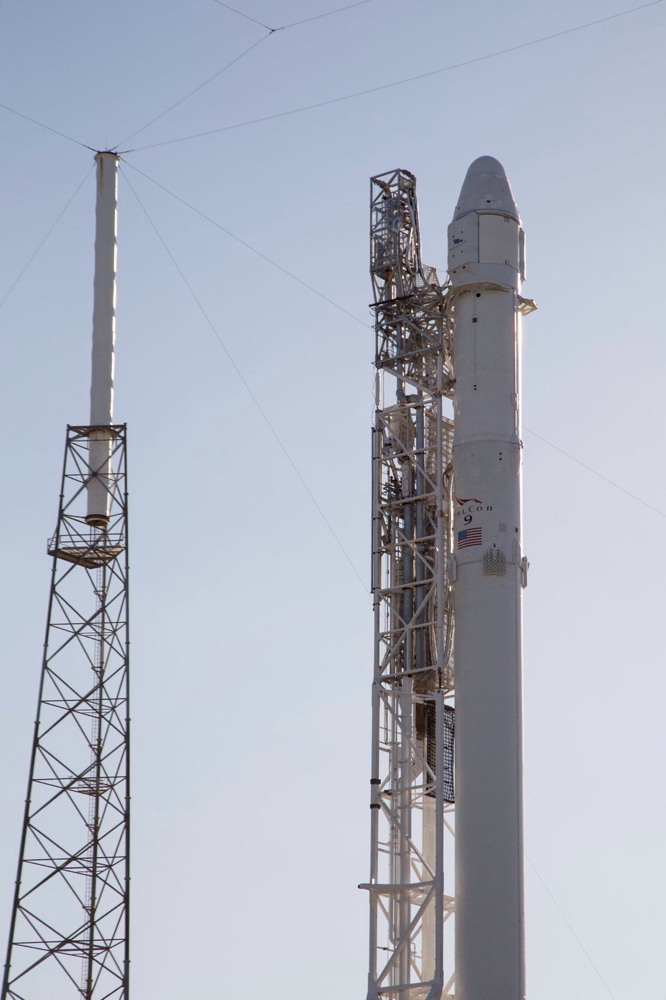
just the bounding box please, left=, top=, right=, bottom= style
left=0, top=1, right=664, bottom=997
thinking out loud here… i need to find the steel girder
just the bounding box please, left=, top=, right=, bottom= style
left=2, top=425, right=129, bottom=1000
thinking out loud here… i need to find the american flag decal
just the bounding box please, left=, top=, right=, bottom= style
left=458, top=527, right=482, bottom=549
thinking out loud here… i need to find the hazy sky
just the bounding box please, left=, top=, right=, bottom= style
left=0, top=1, right=664, bottom=997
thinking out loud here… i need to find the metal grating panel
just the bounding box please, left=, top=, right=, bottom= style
left=426, top=702, right=455, bottom=803
left=483, top=545, right=506, bottom=576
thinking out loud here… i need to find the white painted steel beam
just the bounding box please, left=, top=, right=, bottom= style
left=87, top=151, right=119, bottom=526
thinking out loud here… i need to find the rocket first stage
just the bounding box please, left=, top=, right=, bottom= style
left=449, top=157, right=533, bottom=1000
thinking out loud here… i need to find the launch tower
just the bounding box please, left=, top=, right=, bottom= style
left=365, top=169, right=456, bottom=1000
left=2, top=153, right=130, bottom=1000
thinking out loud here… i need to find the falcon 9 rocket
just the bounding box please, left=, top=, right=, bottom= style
left=449, top=156, right=533, bottom=1000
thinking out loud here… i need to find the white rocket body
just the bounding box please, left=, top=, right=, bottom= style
left=87, top=152, right=119, bottom=527
left=449, top=157, right=527, bottom=999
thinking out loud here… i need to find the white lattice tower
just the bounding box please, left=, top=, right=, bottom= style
left=364, top=170, right=456, bottom=1000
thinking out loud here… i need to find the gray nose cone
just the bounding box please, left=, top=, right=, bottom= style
left=453, top=156, right=519, bottom=221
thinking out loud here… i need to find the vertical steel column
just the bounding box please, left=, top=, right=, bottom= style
left=88, top=152, right=119, bottom=527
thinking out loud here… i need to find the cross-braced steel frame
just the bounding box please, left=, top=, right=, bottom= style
left=364, top=171, right=455, bottom=1000
left=2, top=425, right=129, bottom=1000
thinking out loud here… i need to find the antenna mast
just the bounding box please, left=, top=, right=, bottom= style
left=2, top=152, right=130, bottom=1000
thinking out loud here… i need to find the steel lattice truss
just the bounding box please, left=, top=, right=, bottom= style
left=2, top=425, right=129, bottom=1000
left=365, top=171, right=455, bottom=1000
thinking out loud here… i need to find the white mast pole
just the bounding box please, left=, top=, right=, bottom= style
left=86, top=151, right=119, bottom=527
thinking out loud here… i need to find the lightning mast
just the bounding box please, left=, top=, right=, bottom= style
left=364, top=170, right=456, bottom=1000
left=2, top=152, right=130, bottom=1000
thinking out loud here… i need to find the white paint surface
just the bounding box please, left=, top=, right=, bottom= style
left=87, top=151, right=118, bottom=525
left=450, top=157, right=527, bottom=1000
